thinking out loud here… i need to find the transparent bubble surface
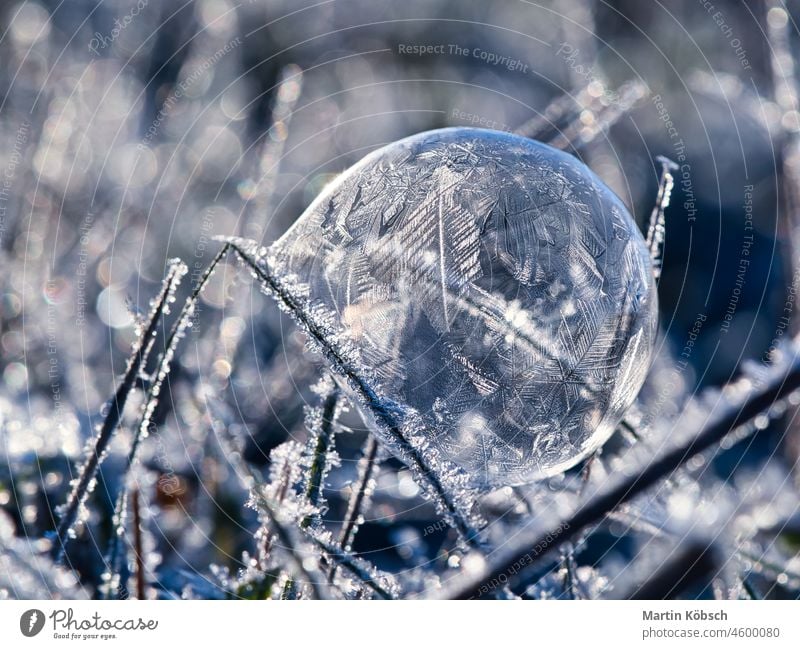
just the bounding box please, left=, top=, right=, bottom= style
left=270, top=128, right=657, bottom=489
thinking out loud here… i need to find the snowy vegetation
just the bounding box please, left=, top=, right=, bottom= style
left=1, top=0, right=800, bottom=600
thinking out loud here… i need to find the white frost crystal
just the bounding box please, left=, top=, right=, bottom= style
left=270, top=128, right=657, bottom=488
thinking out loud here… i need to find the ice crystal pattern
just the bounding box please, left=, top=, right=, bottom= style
left=270, top=128, right=658, bottom=488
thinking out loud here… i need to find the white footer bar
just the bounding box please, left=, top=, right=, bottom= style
left=1, top=600, right=797, bottom=648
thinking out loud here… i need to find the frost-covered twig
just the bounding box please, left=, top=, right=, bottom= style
left=561, top=544, right=583, bottom=599
left=131, top=489, right=146, bottom=600
left=645, top=156, right=678, bottom=280
left=737, top=548, right=800, bottom=593
left=206, top=397, right=331, bottom=599
left=52, top=259, right=187, bottom=562
left=337, top=436, right=379, bottom=552
left=208, top=387, right=399, bottom=599
left=308, top=532, right=397, bottom=600
left=300, top=383, right=340, bottom=529
left=206, top=397, right=394, bottom=599
left=104, top=245, right=231, bottom=587
left=129, top=244, right=230, bottom=462
left=236, top=441, right=396, bottom=599
left=225, top=240, right=483, bottom=549
left=440, top=345, right=800, bottom=598
left=328, top=436, right=379, bottom=581
left=245, top=484, right=329, bottom=599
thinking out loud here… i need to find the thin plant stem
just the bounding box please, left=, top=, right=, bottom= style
left=561, top=544, right=582, bottom=600
left=104, top=245, right=231, bottom=585
left=328, top=436, right=379, bottom=581
left=207, top=396, right=393, bottom=599
left=308, top=533, right=395, bottom=600
left=300, top=387, right=339, bottom=529
left=243, top=448, right=395, bottom=599
left=131, top=489, right=146, bottom=600
left=337, top=436, right=378, bottom=551
left=52, top=261, right=186, bottom=563
left=247, top=490, right=328, bottom=600
left=205, top=394, right=334, bottom=599
left=645, top=156, right=678, bottom=280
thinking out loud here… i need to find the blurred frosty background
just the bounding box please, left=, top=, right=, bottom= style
left=1, top=0, right=800, bottom=599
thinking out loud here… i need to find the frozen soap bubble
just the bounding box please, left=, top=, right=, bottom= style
left=269, top=128, right=658, bottom=489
